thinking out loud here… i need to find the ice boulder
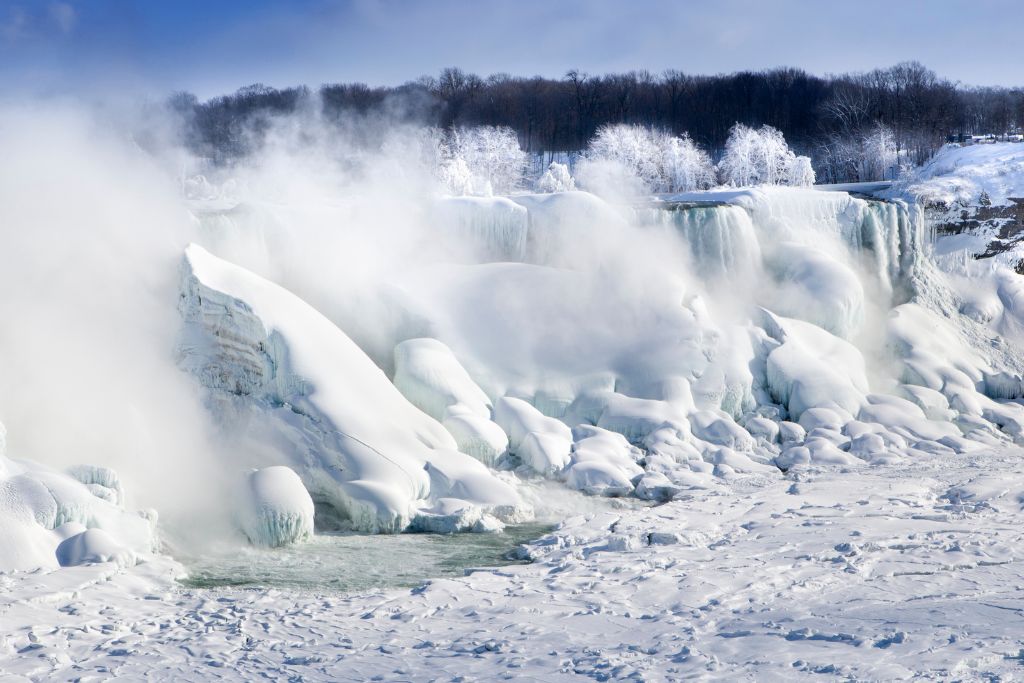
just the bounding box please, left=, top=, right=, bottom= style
left=494, top=396, right=572, bottom=474
left=393, top=338, right=508, bottom=464
left=236, top=466, right=314, bottom=547
left=441, top=408, right=509, bottom=466
left=393, top=338, right=492, bottom=422
left=66, top=464, right=124, bottom=507
left=411, top=498, right=506, bottom=534
left=563, top=426, right=644, bottom=496
left=56, top=528, right=136, bottom=568
left=762, top=311, right=868, bottom=421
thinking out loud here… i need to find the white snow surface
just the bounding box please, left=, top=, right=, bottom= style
left=5, top=451, right=1024, bottom=679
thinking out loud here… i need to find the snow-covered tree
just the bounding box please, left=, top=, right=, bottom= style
left=586, top=124, right=663, bottom=189
left=584, top=124, right=715, bottom=193
left=662, top=134, right=716, bottom=192
left=435, top=126, right=528, bottom=196
left=535, top=161, right=576, bottom=193
left=859, top=124, right=898, bottom=181
left=718, top=123, right=814, bottom=187
left=785, top=155, right=816, bottom=187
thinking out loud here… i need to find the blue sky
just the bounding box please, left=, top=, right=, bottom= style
left=2, top=0, right=1022, bottom=99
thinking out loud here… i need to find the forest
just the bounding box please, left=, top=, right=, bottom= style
left=168, top=61, right=1024, bottom=183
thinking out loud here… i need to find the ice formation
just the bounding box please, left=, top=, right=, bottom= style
left=177, top=244, right=524, bottom=534
left=12, top=137, right=1024, bottom=573
left=235, top=467, right=314, bottom=547
left=0, top=422, right=154, bottom=571
left=182, top=146, right=1024, bottom=531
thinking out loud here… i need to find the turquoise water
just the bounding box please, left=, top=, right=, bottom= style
left=178, top=523, right=552, bottom=592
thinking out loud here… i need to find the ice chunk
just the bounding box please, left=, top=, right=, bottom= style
left=634, top=472, right=682, bottom=502
left=66, top=464, right=124, bottom=507
left=441, top=409, right=509, bottom=466
left=762, top=311, right=867, bottom=420
left=56, top=528, right=136, bottom=568
left=563, top=426, right=643, bottom=496
left=689, top=410, right=755, bottom=450
left=236, top=467, right=314, bottom=548
left=411, top=498, right=505, bottom=534
left=393, top=338, right=492, bottom=422
left=393, top=337, right=508, bottom=464
left=518, top=432, right=572, bottom=475
left=494, top=396, right=572, bottom=475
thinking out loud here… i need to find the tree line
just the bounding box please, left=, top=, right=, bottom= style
left=168, top=62, right=1024, bottom=183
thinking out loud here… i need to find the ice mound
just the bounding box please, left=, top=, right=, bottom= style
left=393, top=338, right=508, bottom=465
left=236, top=467, right=314, bottom=547
left=56, top=527, right=136, bottom=568
left=762, top=311, right=868, bottom=420
left=178, top=244, right=525, bottom=533
left=0, top=424, right=154, bottom=571
left=495, top=396, right=572, bottom=475
left=563, top=426, right=644, bottom=496
left=766, top=243, right=864, bottom=338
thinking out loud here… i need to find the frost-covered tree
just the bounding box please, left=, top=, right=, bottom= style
left=584, top=124, right=715, bottom=193
left=662, top=134, right=716, bottom=192
left=436, top=125, right=528, bottom=196
left=718, top=123, right=813, bottom=187
left=786, top=155, right=816, bottom=186
left=586, top=124, right=663, bottom=189
left=859, top=124, right=898, bottom=181
left=535, top=161, right=576, bottom=193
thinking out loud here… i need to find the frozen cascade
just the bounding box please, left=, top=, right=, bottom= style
left=434, top=197, right=528, bottom=262
left=643, top=203, right=762, bottom=279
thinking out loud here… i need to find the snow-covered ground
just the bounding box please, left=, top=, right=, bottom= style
left=4, top=449, right=1024, bottom=680
left=6, top=128, right=1024, bottom=679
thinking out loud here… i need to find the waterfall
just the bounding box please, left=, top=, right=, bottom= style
left=434, top=197, right=528, bottom=262
left=643, top=203, right=762, bottom=279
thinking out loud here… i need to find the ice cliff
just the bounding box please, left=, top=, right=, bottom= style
left=177, top=244, right=525, bottom=534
